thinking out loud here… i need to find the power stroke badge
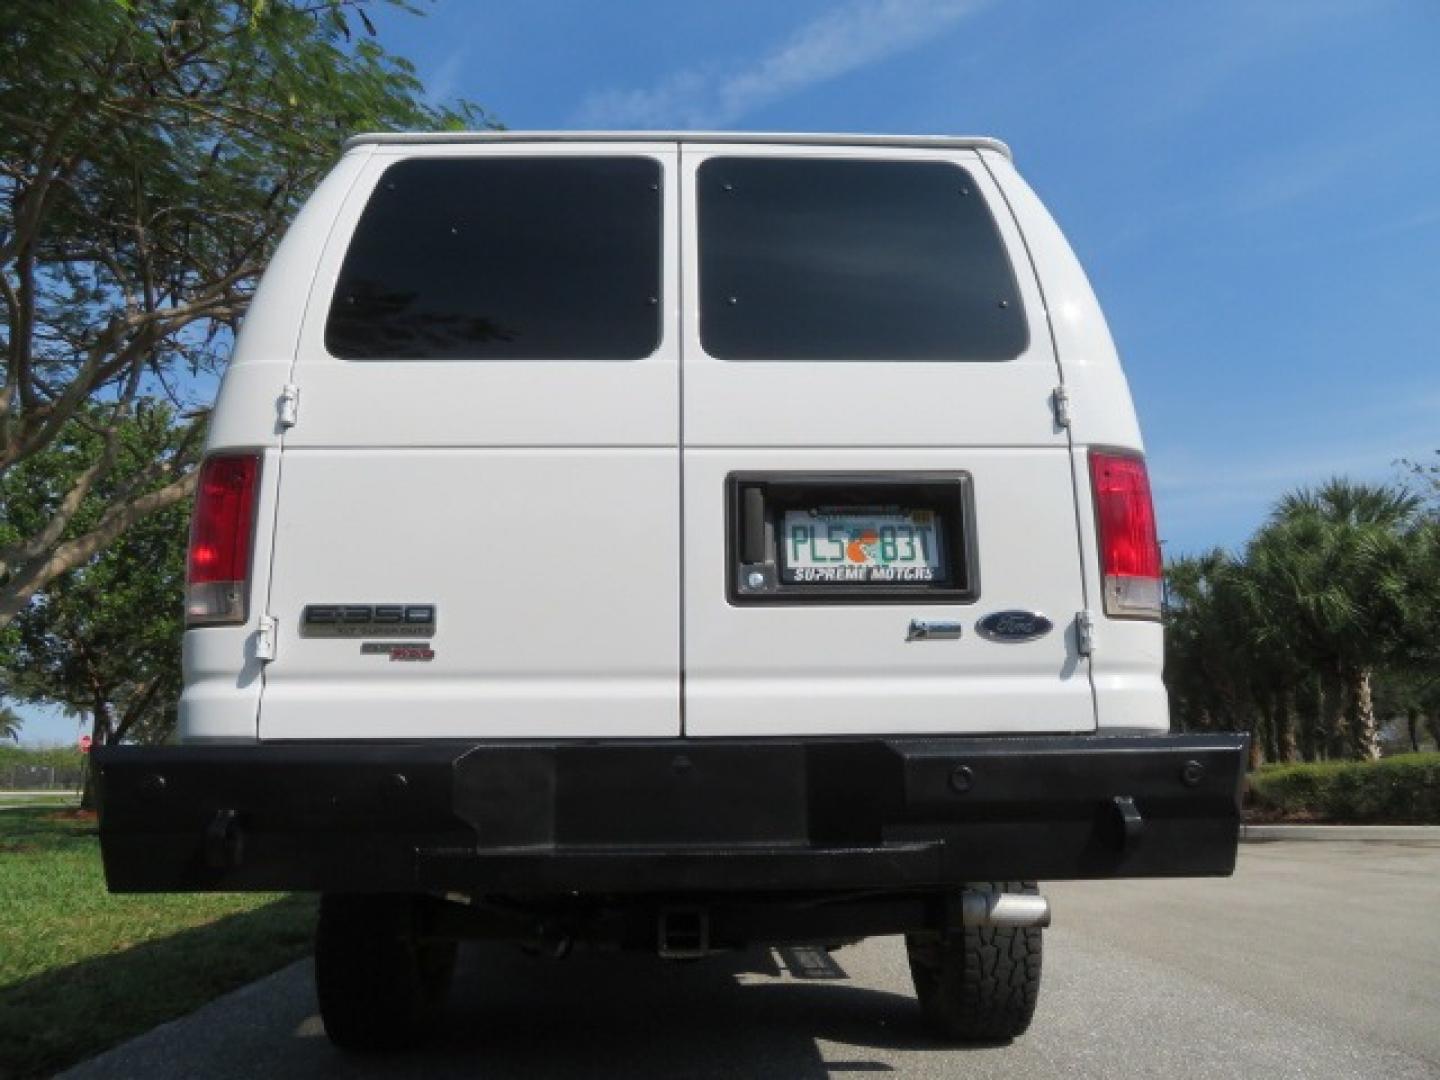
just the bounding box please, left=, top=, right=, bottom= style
left=300, top=604, right=436, bottom=638
left=360, top=642, right=435, bottom=662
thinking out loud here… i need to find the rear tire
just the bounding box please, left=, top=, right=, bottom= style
left=906, top=881, right=1043, bottom=1042
left=315, top=893, right=456, bottom=1053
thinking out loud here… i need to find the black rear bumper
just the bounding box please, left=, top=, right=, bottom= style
left=95, top=733, right=1246, bottom=895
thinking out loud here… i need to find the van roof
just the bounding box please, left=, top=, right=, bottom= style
left=342, top=131, right=1013, bottom=160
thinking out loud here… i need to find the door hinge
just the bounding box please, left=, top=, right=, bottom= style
left=255, top=615, right=278, bottom=662
left=1075, top=610, right=1096, bottom=656
left=1051, top=385, right=1071, bottom=429
left=277, top=384, right=299, bottom=429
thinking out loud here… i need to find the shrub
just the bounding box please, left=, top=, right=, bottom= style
left=0, top=745, right=83, bottom=771
left=1247, top=753, right=1440, bottom=824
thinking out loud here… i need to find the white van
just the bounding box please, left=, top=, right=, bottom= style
left=97, top=132, right=1245, bottom=1051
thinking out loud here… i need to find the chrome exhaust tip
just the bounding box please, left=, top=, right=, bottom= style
left=961, top=889, right=1052, bottom=929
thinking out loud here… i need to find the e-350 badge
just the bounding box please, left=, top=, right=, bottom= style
left=300, top=604, right=436, bottom=638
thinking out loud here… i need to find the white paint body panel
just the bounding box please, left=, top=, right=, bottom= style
left=979, top=151, right=1167, bottom=733
left=180, top=133, right=1168, bottom=744
left=283, top=143, right=680, bottom=451
left=680, top=145, right=1064, bottom=450
left=683, top=448, right=1092, bottom=735
left=178, top=152, right=374, bottom=741
left=678, top=143, right=1093, bottom=736
left=259, top=449, right=680, bottom=738
left=258, top=144, right=683, bottom=739
left=177, top=447, right=282, bottom=742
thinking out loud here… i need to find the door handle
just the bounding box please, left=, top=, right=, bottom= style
left=741, top=486, right=767, bottom=565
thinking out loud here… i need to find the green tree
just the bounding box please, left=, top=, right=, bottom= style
left=1164, top=550, right=1302, bottom=767
left=1164, top=477, right=1437, bottom=764
left=1399, top=450, right=1439, bottom=513
left=1374, top=670, right=1440, bottom=753
left=0, top=0, right=490, bottom=625
left=1243, top=480, right=1422, bottom=761
left=1165, top=552, right=1249, bottom=734
left=0, top=702, right=20, bottom=741
left=1385, top=515, right=1440, bottom=750
left=1, top=407, right=193, bottom=803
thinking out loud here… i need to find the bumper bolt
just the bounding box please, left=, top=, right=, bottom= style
left=1181, top=760, right=1204, bottom=787
left=949, top=764, right=975, bottom=794
left=139, top=773, right=167, bottom=802
left=380, top=772, right=410, bottom=807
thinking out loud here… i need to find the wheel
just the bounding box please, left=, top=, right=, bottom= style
left=314, top=893, right=457, bottom=1052
left=906, top=881, right=1043, bottom=1042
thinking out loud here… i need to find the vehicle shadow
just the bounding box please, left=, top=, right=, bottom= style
left=310, top=942, right=998, bottom=1079
left=64, top=938, right=1009, bottom=1078
left=5, top=897, right=313, bottom=1079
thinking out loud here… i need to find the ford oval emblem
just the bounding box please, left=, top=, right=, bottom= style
left=976, top=610, right=1053, bottom=643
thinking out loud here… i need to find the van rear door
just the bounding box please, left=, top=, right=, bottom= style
left=258, top=145, right=681, bottom=739
left=679, top=143, right=1094, bottom=736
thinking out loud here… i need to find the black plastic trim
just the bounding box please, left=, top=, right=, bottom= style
left=96, top=733, right=1246, bottom=896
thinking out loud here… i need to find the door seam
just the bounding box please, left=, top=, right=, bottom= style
left=255, top=145, right=377, bottom=739
left=975, top=149, right=1099, bottom=730
left=676, top=141, right=688, bottom=737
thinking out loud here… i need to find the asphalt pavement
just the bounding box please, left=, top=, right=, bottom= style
left=62, top=840, right=1440, bottom=1079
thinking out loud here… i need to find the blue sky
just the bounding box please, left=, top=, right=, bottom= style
left=12, top=0, right=1439, bottom=744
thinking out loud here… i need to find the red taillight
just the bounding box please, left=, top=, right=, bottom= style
left=1088, top=448, right=1162, bottom=619
left=186, top=453, right=260, bottom=626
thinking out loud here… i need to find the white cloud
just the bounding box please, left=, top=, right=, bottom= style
left=426, top=46, right=468, bottom=107
left=574, top=0, right=990, bottom=129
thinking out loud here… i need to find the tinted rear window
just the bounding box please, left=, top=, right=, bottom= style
left=697, top=158, right=1027, bottom=361
left=326, top=157, right=662, bottom=360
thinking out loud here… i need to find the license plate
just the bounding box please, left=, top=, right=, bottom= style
left=780, top=508, right=947, bottom=585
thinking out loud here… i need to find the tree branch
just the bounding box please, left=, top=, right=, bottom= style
left=0, top=273, right=249, bottom=474
left=0, top=468, right=197, bottom=625
left=0, top=361, right=150, bottom=576
left=112, top=675, right=164, bottom=745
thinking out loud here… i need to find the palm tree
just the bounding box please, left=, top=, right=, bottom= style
left=0, top=704, right=21, bottom=742
left=1165, top=551, right=1272, bottom=765
left=1274, top=479, right=1420, bottom=529
left=1387, top=516, right=1440, bottom=750
left=1246, top=479, right=1421, bottom=761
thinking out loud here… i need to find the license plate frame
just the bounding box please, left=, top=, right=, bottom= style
left=727, top=473, right=979, bottom=605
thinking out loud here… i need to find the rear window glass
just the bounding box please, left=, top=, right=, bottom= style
left=326, top=157, right=662, bottom=360
left=697, top=158, right=1027, bottom=361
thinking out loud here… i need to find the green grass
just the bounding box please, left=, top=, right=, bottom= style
left=0, top=809, right=315, bottom=1078
left=1248, top=752, right=1440, bottom=824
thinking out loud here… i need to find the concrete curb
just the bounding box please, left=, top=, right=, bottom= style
left=1241, top=824, right=1440, bottom=843
left=0, top=790, right=79, bottom=797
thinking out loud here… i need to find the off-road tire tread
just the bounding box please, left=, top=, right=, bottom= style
left=314, top=893, right=455, bottom=1053
left=906, top=880, right=1043, bottom=1042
